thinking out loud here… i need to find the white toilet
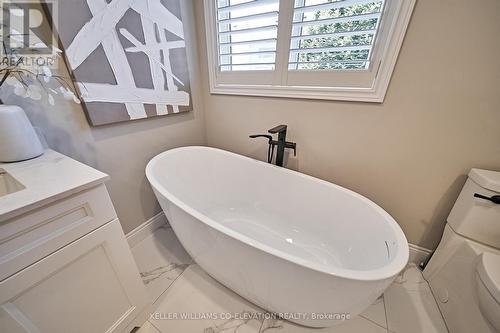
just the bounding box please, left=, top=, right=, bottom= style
left=423, top=168, right=500, bottom=333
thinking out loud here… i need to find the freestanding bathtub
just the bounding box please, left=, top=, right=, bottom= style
left=146, top=146, right=409, bottom=327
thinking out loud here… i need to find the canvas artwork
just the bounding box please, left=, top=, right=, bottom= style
left=55, top=0, right=192, bottom=126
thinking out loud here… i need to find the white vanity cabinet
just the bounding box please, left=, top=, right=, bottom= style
left=0, top=151, right=149, bottom=333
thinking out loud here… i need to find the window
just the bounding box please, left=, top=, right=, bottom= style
left=204, top=0, right=415, bottom=102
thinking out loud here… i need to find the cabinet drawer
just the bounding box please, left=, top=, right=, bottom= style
left=0, top=184, right=117, bottom=281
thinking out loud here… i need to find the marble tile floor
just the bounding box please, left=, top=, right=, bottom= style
left=131, top=226, right=449, bottom=333
left=131, top=224, right=192, bottom=304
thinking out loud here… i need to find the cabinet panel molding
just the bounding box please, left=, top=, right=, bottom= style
left=0, top=185, right=117, bottom=281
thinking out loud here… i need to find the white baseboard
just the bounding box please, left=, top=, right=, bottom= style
left=409, top=243, right=432, bottom=266
left=126, top=212, right=169, bottom=248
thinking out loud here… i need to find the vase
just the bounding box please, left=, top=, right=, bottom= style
left=0, top=105, right=44, bottom=162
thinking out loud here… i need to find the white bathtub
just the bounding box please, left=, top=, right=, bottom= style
left=146, top=146, right=409, bottom=327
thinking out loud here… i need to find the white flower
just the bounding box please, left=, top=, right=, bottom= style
left=48, top=93, right=55, bottom=106
left=2, top=65, right=79, bottom=104
left=59, top=86, right=70, bottom=98
left=42, top=66, right=52, bottom=83
left=59, top=86, right=79, bottom=102
left=13, top=82, right=26, bottom=96
left=26, top=84, right=42, bottom=100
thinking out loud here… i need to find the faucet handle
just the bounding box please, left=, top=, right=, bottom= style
left=268, top=125, right=287, bottom=134
left=285, top=141, right=296, bottom=156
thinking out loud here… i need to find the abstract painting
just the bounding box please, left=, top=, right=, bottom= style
left=54, top=0, right=192, bottom=126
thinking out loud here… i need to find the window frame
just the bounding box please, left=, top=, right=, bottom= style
left=204, top=0, right=416, bottom=102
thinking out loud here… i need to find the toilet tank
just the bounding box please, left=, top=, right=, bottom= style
left=448, top=169, right=500, bottom=249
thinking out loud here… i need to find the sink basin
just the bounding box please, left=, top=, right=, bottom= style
left=0, top=169, right=25, bottom=197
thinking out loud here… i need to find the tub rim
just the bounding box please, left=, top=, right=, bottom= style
left=146, top=146, right=409, bottom=282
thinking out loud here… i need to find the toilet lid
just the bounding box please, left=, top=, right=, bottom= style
left=476, top=253, right=500, bottom=304
left=469, top=169, right=500, bottom=193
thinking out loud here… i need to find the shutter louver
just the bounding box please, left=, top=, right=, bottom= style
left=217, top=0, right=280, bottom=71
left=289, top=0, right=385, bottom=70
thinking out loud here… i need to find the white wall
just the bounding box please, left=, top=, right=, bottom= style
left=0, top=1, right=206, bottom=234
left=195, top=0, right=500, bottom=249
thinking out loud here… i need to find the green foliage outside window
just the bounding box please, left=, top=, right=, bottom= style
left=296, top=1, right=383, bottom=70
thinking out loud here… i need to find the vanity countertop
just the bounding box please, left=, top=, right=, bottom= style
left=0, top=149, right=109, bottom=222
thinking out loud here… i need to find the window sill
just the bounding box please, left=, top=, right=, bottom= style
left=208, top=83, right=388, bottom=103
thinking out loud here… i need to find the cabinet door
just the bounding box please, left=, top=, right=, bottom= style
left=0, top=219, right=149, bottom=333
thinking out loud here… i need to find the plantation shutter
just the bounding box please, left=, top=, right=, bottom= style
left=216, top=0, right=280, bottom=72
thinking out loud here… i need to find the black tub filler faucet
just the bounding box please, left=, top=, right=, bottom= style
left=250, top=125, right=296, bottom=167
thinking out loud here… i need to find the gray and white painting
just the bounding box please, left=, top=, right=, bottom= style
left=57, top=0, right=192, bottom=126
